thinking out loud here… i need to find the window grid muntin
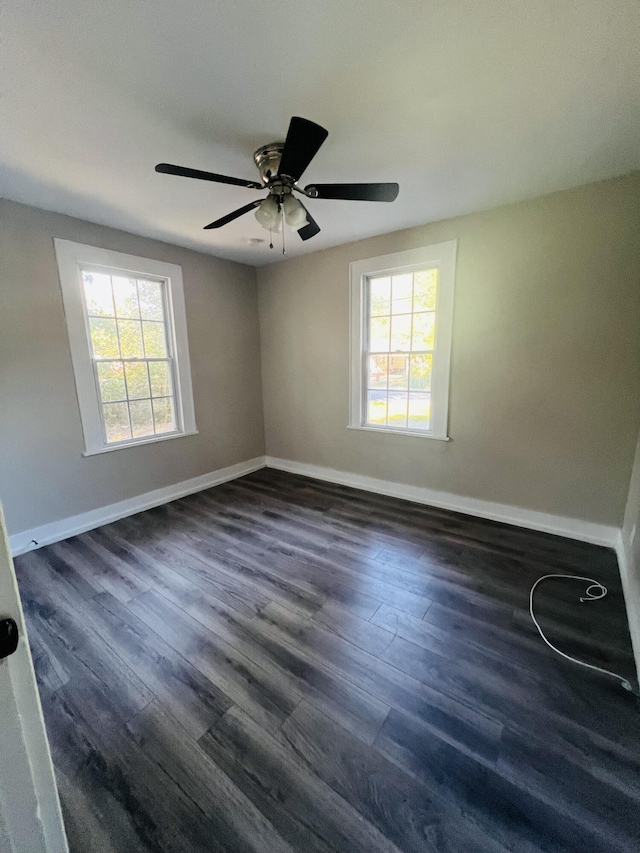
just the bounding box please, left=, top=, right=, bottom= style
left=363, top=267, right=438, bottom=432
left=81, top=268, right=180, bottom=445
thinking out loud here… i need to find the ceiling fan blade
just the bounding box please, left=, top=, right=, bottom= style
left=297, top=206, right=321, bottom=241
left=305, top=182, right=399, bottom=202
left=277, top=117, right=329, bottom=182
left=203, top=200, right=263, bottom=229
left=156, top=163, right=262, bottom=189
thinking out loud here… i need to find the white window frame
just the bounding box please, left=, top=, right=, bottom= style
left=349, top=241, right=457, bottom=440
left=54, top=239, right=197, bottom=456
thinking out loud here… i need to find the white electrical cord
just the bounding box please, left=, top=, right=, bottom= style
left=529, top=574, right=636, bottom=694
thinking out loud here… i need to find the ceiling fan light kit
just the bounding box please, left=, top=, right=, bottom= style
left=155, top=116, right=399, bottom=247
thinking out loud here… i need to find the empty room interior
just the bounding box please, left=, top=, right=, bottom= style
left=1, top=2, right=640, bottom=852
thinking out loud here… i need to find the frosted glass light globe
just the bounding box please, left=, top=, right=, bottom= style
left=255, top=196, right=279, bottom=229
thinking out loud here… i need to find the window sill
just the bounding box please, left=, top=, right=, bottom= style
left=82, top=429, right=199, bottom=457
left=347, top=425, right=450, bottom=441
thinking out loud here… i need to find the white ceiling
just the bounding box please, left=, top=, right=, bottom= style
left=2, top=1, right=639, bottom=266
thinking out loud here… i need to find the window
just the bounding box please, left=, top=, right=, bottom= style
left=55, top=240, right=197, bottom=455
left=349, top=241, right=456, bottom=439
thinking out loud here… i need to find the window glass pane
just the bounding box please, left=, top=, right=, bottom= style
left=153, top=397, right=175, bottom=434
left=142, top=321, right=168, bottom=358
left=391, top=274, right=413, bottom=314
left=369, top=316, right=390, bottom=352
left=97, top=361, right=126, bottom=402
left=409, top=354, right=432, bottom=390
left=124, top=362, right=150, bottom=400
left=413, top=269, right=438, bottom=311
left=369, top=277, right=390, bottom=316
left=103, top=402, right=131, bottom=443
left=388, top=355, right=409, bottom=389
left=117, top=319, right=144, bottom=358
left=412, top=312, right=435, bottom=350
left=368, top=355, right=388, bottom=390
left=138, top=280, right=164, bottom=320
left=390, top=314, right=412, bottom=351
left=367, top=391, right=387, bottom=425
left=387, top=391, right=408, bottom=428
left=89, top=318, right=120, bottom=358
left=408, top=392, right=430, bottom=430
left=149, top=361, right=171, bottom=397
left=112, top=277, right=140, bottom=319
left=83, top=272, right=114, bottom=317
left=129, top=399, right=154, bottom=438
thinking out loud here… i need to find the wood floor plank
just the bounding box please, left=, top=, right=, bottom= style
left=375, top=707, right=635, bottom=853
left=89, top=524, right=204, bottom=607
left=194, top=488, right=336, bottom=553
left=42, top=677, right=231, bottom=853
left=218, top=479, right=388, bottom=558
left=374, top=601, right=634, bottom=704
left=184, top=591, right=390, bottom=744
left=264, top=539, right=521, bottom=623
left=15, top=469, right=638, bottom=853
left=55, top=766, right=150, bottom=853
left=126, top=590, right=300, bottom=734
left=199, top=705, right=406, bottom=853
left=17, top=547, right=99, bottom=608
left=114, top=516, right=271, bottom=617
left=64, top=533, right=152, bottom=603
left=496, top=726, right=640, bottom=848
left=19, top=583, right=153, bottom=722
left=26, top=620, right=70, bottom=699
left=128, top=700, right=296, bottom=853
left=226, top=542, right=387, bottom=619
left=90, top=592, right=233, bottom=739
left=235, top=473, right=425, bottom=558
left=255, top=601, right=504, bottom=764
left=380, top=630, right=640, bottom=741
left=313, top=600, right=396, bottom=656
left=307, top=477, right=602, bottom=567
left=169, top=533, right=327, bottom=617
left=277, top=700, right=510, bottom=853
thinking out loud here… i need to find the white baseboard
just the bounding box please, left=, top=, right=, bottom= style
left=11, top=452, right=619, bottom=552
left=615, top=532, right=640, bottom=682
left=9, top=456, right=267, bottom=556
left=265, top=456, right=619, bottom=548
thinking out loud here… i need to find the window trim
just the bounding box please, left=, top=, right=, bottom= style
left=349, top=241, right=457, bottom=440
left=54, top=239, right=197, bottom=455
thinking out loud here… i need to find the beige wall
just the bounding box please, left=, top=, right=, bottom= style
left=2, top=174, right=639, bottom=539
left=0, top=199, right=265, bottom=537
left=257, top=173, right=640, bottom=526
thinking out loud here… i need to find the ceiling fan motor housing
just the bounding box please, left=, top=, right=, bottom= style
left=254, top=143, right=286, bottom=186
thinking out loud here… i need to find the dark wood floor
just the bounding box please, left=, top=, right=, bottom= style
left=15, top=469, right=640, bottom=852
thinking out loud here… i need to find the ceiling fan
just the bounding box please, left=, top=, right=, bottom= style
left=155, top=116, right=399, bottom=245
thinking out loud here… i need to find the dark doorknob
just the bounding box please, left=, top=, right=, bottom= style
left=0, top=618, right=19, bottom=659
